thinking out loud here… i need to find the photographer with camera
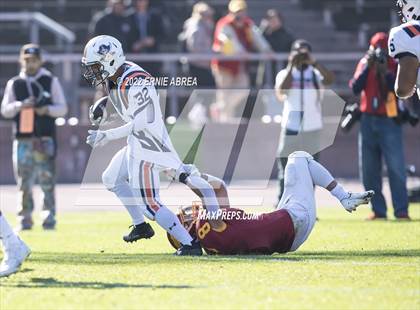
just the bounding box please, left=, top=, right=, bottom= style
left=275, top=39, right=335, bottom=202
left=350, top=32, right=409, bottom=220
left=1, top=44, right=68, bottom=230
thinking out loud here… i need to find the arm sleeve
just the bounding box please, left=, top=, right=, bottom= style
left=349, top=59, right=369, bottom=95
left=1, top=79, right=22, bottom=119
left=275, top=69, right=288, bottom=89
left=102, top=83, right=149, bottom=141
left=105, top=122, right=134, bottom=140
left=218, top=25, right=247, bottom=54
left=389, top=26, right=419, bottom=60
left=313, top=68, right=325, bottom=83
left=130, top=84, right=157, bottom=134
left=48, top=77, right=68, bottom=118
left=251, top=25, right=272, bottom=53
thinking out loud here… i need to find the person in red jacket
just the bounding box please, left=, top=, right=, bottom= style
left=167, top=151, right=374, bottom=255
left=211, top=0, right=271, bottom=121
left=349, top=32, right=409, bottom=221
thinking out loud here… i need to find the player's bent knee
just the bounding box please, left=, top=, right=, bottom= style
left=284, top=164, right=297, bottom=187
left=102, top=170, right=120, bottom=191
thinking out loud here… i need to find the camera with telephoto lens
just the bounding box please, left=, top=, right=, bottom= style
left=369, top=47, right=387, bottom=64
left=400, top=108, right=419, bottom=127
left=341, top=103, right=361, bottom=132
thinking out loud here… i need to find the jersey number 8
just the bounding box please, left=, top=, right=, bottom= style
left=197, top=222, right=211, bottom=239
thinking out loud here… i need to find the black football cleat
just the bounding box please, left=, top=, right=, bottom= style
left=174, top=240, right=203, bottom=256
left=123, top=223, right=155, bottom=243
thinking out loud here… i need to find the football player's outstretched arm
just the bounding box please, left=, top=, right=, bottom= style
left=395, top=55, right=419, bottom=98
left=86, top=84, right=151, bottom=148
left=389, top=25, right=420, bottom=99
left=202, top=174, right=230, bottom=209
left=86, top=122, right=133, bottom=148
left=94, top=87, right=150, bottom=142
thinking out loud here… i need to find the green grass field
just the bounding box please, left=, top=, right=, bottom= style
left=1, top=205, right=419, bottom=310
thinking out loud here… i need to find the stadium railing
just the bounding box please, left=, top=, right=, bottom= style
left=0, top=12, right=75, bottom=52
left=0, top=52, right=364, bottom=118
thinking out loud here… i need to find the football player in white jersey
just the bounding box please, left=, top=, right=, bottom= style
left=0, top=211, right=31, bottom=277
left=81, top=35, right=220, bottom=255
left=389, top=0, right=420, bottom=98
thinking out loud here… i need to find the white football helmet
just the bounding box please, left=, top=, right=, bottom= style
left=398, top=0, right=420, bottom=22
left=81, top=35, right=126, bottom=86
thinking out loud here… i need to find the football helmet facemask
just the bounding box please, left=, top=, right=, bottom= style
left=397, top=0, right=420, bottom=22
left=81, top=35, right=126, bottom=86
left=167, top=204, right=201, bottom=250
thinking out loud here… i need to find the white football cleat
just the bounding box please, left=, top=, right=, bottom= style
left=0, top=237, right=31, bottom=277
left=341, top=190, right=375, bottom=213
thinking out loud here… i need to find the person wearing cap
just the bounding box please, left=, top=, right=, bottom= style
left=211, top=0, right=272, bottom=121
left=275, top=39, right=335, bottom=202
left=349, top=32, right=409, bottom=220
left=1, top=44, right=68, bottom=230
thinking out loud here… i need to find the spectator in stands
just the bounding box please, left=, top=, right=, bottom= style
left=211, top=0, right=272, bottom=121
left=275, top=39, right=334, bottom=202
left=89, top=0, right=137, bottom=52
left=0, top=44, right=68, bottom=230
left=260, top=9, right=295, bottom=83
left=180, top=2, right=215, bottom=87
left=179, top=2, right=216, bottom=128
left=260, top=9, right=294, bottom=54
left=129, top=0, right=165, bottom=74
left=349, top=32, right=409, bottom=220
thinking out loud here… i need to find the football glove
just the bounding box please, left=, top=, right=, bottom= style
left=86, top=130, right=109, bottom=148
left=163, top=164, right=201, bottom=182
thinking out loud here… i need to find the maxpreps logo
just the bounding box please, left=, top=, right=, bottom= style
left=198, top=209, right=259, bottom=221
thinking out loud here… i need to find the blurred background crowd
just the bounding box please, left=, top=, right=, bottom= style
left=1, top=0, right=413, bottom=119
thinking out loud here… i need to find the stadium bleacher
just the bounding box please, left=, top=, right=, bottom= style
left=0, top=0, right=396, bottom=52
left=0, top=0, right=399, bottom=114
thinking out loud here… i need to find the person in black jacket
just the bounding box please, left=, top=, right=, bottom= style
left=260, top=9, right=295, bottom=82
left=260, top=9, right=294, bottom=53
left=1, top=44, right=67, bottom=230
left=89, top=0, right=138, bottom=52
left=128, top=0, right=166, bottom=74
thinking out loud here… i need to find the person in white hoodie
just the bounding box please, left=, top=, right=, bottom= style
left=1, top=44, right=68, bottom=230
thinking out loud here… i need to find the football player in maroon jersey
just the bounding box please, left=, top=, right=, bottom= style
left=167, top=151, right=374, bottom=255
